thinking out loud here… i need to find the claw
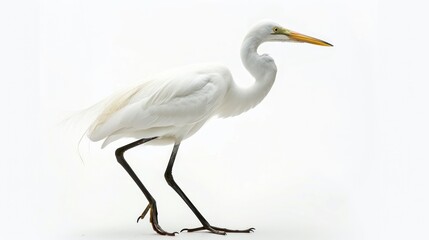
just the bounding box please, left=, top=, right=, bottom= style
left=136, top=204, right=151, bottom=223
left=181, top=225, right=251, bottom=234
left=152, top=223, right=177, bottom=236
left=135, top=203, right=177, bottom=235
left=181, top=227, right=201, bottom=233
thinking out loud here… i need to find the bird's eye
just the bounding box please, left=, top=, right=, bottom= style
left=273, top=27, right=278, bottom=32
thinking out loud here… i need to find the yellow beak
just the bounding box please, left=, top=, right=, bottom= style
left=287, top=30, right=333, bottom=47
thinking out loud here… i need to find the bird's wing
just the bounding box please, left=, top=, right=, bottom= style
left=132, top=72, right=228, bottom=128
left=88, top=65, right=231, bottom=141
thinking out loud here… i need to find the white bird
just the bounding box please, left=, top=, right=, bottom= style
left=86, top=20, right=332, bottom=235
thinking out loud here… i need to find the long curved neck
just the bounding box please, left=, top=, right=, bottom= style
left=219, top=36, right=277, bottom=118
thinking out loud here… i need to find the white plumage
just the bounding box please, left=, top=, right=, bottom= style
left=88, top=64, right=232, bottom=147
left=86, top=20, right=331, bottom=149
left=83, top=20, right=332, bottom=236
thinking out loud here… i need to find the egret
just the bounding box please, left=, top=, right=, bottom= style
left=86, top=20, right=332, bottom=235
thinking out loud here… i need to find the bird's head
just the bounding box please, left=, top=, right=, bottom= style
left=248, top=20, right=332, bottom=47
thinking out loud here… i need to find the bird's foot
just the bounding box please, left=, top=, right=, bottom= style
left=136, top=203, right=178, bottom=236
left=151, top=216, right=178, bottom=236
left=181, top=225, right=255, bottom=235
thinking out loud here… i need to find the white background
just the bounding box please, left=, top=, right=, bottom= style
left=1, top=0, right=428, bottom=239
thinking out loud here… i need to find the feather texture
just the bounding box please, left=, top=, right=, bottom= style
left=87, top=21, right=287, bottom=148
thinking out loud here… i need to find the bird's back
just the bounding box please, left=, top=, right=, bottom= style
left=87, top=63, right=232, bottom=147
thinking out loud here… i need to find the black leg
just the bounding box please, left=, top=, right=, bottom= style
left=115, top=137, right=177, bottom=236
left=164, top=143, right=255, bottom=235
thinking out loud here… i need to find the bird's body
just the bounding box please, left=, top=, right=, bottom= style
left=87, top=21, right=282, bottom=148
left=88, top=63, right=234, bottom=147
left=84, top=20, right=332, bottom=235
